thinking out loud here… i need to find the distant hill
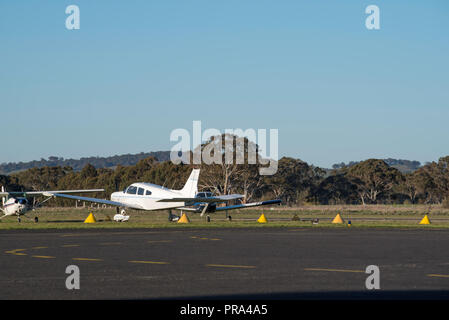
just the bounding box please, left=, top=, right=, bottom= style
left=331, top=158, right=422, bottom=174
left=1, top=153, right=423, bottom=176
left=0, top=151, right=172, bottom=174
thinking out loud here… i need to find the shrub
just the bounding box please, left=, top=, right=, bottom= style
left=442, top=197, right=449, bottom=209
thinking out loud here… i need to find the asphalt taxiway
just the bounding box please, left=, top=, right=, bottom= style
left=1, top=228, right=449, bottom=299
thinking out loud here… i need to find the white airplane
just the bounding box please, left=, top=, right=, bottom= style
left=0, top=186, right=104, bottom=222
left=47, top=169, right=281, bottom=222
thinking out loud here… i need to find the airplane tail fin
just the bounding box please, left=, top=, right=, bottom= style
left=1, top=186, right=5, bottom=206
left=180, top=169, right=200, bottom=197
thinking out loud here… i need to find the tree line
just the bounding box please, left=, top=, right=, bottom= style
left=1, top=136, right=448, bottom=207
left=0, top=152, right=172, bottom=174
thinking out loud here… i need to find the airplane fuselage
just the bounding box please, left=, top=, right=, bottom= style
left=1, top=197, right=30, bottom=216
left=110, top=182, right=186, bottom=211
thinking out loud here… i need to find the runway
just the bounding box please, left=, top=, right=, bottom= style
left=1, top=227, right=449, bottom=299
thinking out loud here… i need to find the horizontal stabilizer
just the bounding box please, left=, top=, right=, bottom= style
left=157, top=194, right=244, bottom=203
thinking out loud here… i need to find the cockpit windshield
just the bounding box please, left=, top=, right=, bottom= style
left=196, top=192, right=213, bottom=198
left=126, top=186, right=137, bottom=195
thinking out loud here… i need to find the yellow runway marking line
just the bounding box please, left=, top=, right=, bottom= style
left=191, top=236, right=221, bottom=241
left=147, top=240, right=173, bottom=244
left=72, top=258, right=103, bottom=262
left=61, top=231, right=161, bottom=237
left=206, top=264, right=256, bottom=269
left=304, top=268, right=365, bottom=273
left=191, top=236, right=210, bottom=240
left=129, top=260, right=170, bottom=265
left=61, top=244, right=80, bottom=247
left=427, top=274, right=449, bottom=278
left=5, top=249, right=27, bottom=256
left=32, top=255, right=55, bottom=259
left=60, top=233, right=104, bottom=238
left=32, top=246, right=48, bottom=250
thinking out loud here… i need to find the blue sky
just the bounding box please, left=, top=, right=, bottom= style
left=1, top=1, right=448, bottom=168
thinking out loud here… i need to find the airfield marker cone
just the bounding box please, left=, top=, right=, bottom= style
left=419, top=214, right=431, bottom=225
left=177, top=213, right=190, bottom=224
left=332, top=213, right=344, bottom=224
left=257, top=213, right=268, bottom=223
left=84, top=213, right=96, bottom=223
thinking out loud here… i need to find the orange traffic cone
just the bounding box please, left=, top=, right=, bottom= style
left=419, top=215, right=431, bottom=225
left=332, top=213, right=344, bottom=224
left=84, top=213, right=96, bottom=223
left=177, top=213, right=190, bottom=223
left=257, top=214, right=268, bottom=223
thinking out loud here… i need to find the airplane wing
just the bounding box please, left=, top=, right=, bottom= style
left=178, top=199, right=281, bottom=213
left=49, top=193, right=144, bottom=210
left=0, top=189, right=105, bottom=197
left=157, top=194, right=244, bottom=203
left=214, top=199, right=281, bottom=211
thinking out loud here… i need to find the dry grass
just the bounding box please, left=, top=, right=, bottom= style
left=276, top=204, right=448, bottom=215
left=1, top=204, right=448, bottom=230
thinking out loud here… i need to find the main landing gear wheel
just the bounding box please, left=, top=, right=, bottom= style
left=168, top=210, right=180, bottom=222
left=34, top=217, right=38, bottom=223
left=17, top=217, right=21, bottom=223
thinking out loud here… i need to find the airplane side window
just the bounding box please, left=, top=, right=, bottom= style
left=146, top=190, right=152, bottom=196
left=127, top=186, right=137, bottom=194
left=138, top=188, right=144, bottom=196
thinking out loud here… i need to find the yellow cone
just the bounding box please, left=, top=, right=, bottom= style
left=419, top=214, right=431, bottom=225
left=177, top=213, right=190, bottom=223
left=257, top=213, right=268, bottom=223
left=332, top=213, right=344, bottom=224
left=84, top=213, right=96, bottom=223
